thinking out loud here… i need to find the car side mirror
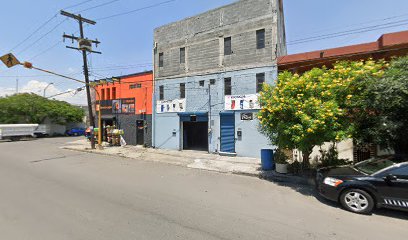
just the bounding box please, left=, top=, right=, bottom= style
left=384, top=174, right=398, bottom=182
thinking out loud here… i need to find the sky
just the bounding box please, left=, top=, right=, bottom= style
left=0, top=0, right=407, bottom=105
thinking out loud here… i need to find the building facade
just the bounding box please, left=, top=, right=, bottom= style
left=94, top=71, right=153, bottom=146
left=153, top=0, right=286, bottom=157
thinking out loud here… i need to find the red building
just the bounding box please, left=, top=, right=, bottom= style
left=94, top=71, right=153, bottom=146
left=278, top=30, right=408, bottom=73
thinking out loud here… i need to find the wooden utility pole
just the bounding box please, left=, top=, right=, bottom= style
left=61, top=10, right=101, bottom=149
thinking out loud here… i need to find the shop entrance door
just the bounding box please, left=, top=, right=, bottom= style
left=220, top=112, right=235, bottom=153
left=136, top=120, right=144, bottom=145
left=182, top=122, right=208, bottom=151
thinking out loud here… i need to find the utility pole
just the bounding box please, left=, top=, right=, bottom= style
left=15, top=78, right=19, bottom=94
left=61, top=10, right=101, bottom=149
left=208, top=83, right=212, bottom=154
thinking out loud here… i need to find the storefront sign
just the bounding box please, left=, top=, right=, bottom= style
left=156, top=99, right=186, bottom=113
left=225, top=94, right=260, bottom=110
left=99, top=98, right=135, bottom=115
left=241, top=112, right=254, bottom=121
left=120, top=98, right=136, bottom=114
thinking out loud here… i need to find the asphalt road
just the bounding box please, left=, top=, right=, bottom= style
left=0, top=137, right=407, bottom=240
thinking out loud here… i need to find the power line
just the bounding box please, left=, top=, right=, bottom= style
left=290, top=12, right=408, bottom=39
left=17, top=18, right=68, bottom=55
left=287, top=22, right=408, bottom=46
left=77, top=0, right=120, bottom=13
left=63, top=0, right=95, bottom=10
left=287, top=19, right=408, bottom=45
left=9, top=14, right=58, bottom=52
left=28, top=40, right=63, bottom=61
left=47, top=87, right=85, bottom=99
left=96, top=0, right=177, bottom=21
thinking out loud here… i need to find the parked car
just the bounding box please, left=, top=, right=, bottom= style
left=316, top=156, right=408, bottom=214
left=65, top=128, right=86, bottom=136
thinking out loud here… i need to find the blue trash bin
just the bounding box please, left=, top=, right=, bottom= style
left=261, top=149, right=274, bottom=171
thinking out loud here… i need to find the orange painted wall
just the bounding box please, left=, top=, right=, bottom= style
left=95, top=71, right=153, bottom=115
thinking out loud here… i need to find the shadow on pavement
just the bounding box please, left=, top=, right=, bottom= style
left=262, top=175, right=408, bottom=220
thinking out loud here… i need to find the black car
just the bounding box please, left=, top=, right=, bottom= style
left=316, top=157, right=408, bottom=214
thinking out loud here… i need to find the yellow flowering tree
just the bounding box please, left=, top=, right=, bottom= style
left=258, top=60, right=385, bottom=167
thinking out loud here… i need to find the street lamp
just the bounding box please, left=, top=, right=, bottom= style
left=43, top=82, right=54, bottom=97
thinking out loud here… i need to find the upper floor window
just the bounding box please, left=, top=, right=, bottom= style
left=159, top=52, right=164, bottom=67
left=257, top=29, right=265, bottom=49
left=107, top=88, right=111, bottom=100
left=224, top=78, right=232, bottom=95
left=159, top=86, right=164, bottom=100
left=112, top=87, right=116, bottom=99
left=180, top=83, right=186, bottom=99
left=101, top=89, right=105, bottom=100
left=180, top=47, right=186, bottom=64
left=210, top=79, right=216, bottom=85
left=199, top=80, right=205, bottom=87
left=130, top=83, right=142, bottom=89
left=224, top=37, right=232, bottom=55
left=256, top=73, right=265, bottom=93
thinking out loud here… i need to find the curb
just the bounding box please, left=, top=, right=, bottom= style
left=62, top=146, right=314, bottom=187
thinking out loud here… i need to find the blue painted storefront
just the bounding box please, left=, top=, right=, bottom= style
left=153, top=66, right=276, bottom=158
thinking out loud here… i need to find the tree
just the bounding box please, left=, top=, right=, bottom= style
left=258, top=60, right=385, bottom=168
left=353, top=56, right=408, bottom=157
left=0, top=93, right=84, bottom=125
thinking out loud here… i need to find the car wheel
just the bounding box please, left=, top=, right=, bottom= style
left=340, top=189, right=374, bottom=214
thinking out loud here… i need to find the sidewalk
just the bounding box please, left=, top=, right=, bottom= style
left=62, top=139, right=311, bottom=185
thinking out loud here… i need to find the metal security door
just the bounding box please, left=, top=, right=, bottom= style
left=220, top=113, right=235, bottom=153
left=136, top=120, right=144, bottom=145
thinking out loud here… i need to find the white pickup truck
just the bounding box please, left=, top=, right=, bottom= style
left=0, top=124, right=39, bottom=141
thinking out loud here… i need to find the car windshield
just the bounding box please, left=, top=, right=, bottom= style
left=354, top=157, right=397, bottom=175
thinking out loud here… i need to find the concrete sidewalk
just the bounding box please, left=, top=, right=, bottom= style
left=62, top=139, right=311, bottom=185
left=62, top=139, right=261, bottom=176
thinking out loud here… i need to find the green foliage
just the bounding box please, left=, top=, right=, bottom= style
left=353, top=56, right=408, bottom=155
left=317, top=144, right=349, bottom=168
left=274, top=148, right=289, bottom=164
left=258, top=59, right=386, bottom=164
left=0, top=93, right=84, bottom=125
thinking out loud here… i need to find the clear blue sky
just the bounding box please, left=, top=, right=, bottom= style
left=0, top=0, right=407, bottom=103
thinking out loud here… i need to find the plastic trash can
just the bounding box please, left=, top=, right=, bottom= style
left=261, top=149, right=274, bottom=171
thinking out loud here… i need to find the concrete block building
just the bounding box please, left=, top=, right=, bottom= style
left=152, top=0, right=286, bottom=157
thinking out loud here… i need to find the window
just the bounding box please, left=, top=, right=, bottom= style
left=224, top=37, right=232, bottom=55
left=390, top=165, right=408, bottom=179
left=130, top=83, right=142, bottom=89
left=224, top=78, right=231, bottom=95
left=159, top=86, right=164, bottom=100
left=210, top=79, right=216, bottom=85
left=256, top=73, right=265, bottom=93
left=107, top=88, right=111, bottom=100
left=101, top=89, right=105, bottom=100
left=199, top=80, right=205, bottom=87
left=180, top=83, right=186, bottom=99
left=159, top=52, right=164, bottom=67
left=112, top=87, right=116, bottom=99
left=256, top=29, right=265, bottom=49
left=180, top=47, right=186, bottom=64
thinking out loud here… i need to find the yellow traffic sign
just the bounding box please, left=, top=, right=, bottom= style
left=0, top=53, right=20, bottom=68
